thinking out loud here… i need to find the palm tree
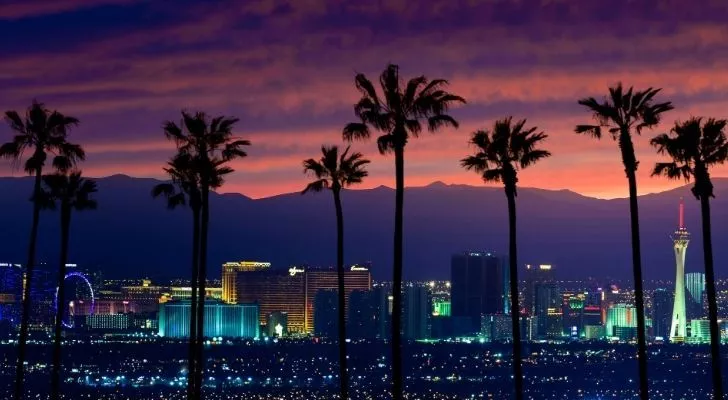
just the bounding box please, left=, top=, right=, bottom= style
left=163, top=111, right=249, bottom=397
left=0, top=101, right=83, bottom=400
left=651, top=117, right=728, bottom=399
left=39, top=171, right=97, bottom=400
left=152, top=152, right=202, bottom=400
left=342, top=64, right=464, bottom=399
left=461, top=117, right=550, bottom=400
left=302, top=145, right=370, bottom=400
left=575, top=84, right=672, bottom=400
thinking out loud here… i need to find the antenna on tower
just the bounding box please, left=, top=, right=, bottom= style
left=679, top=197, right=685, bottom=229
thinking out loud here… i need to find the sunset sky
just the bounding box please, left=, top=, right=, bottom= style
left=2, top=0, right=727, bottom=199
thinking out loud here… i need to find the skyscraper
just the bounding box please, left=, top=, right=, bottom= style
left=685, top=272, right=705, bottom=320
left=451, top=251, right=504, bottom=334
left=305, top=267, right=372, bottom=332
left=534, top=282, right=562, bottom=338
left=652, top=288, right=673, bottom=340
left=670, top=199, right=689, bottom=343
left=313, top=289, right=338, bottom=338
left=402, top=285, right=430, bottom=340
left=221, top=261, right=271, bottom=303
left=348, top=286, right=389, bottom=340
left=233, top=266, right=306, bottom=333
left=523, top=264, right=555, bottom=316
left=606, top=304, right=637, bottom=337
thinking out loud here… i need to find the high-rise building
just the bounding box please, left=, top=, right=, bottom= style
left=606, top=304, right=637, bottom=337
left=0, top=263, right=22, bottom=327
left=222, top=261, right=271, bottom=303
left=305, top=267, right=372, bottom=332
left=158, top=300, right=259, bottom=339
left=348, top=287, right=389, bottom=340
left=403, top=285, right=430, bottom=340
left=120, top=280, right=165, bottom=313
left=170, top=286, right=223, bottom=301
left=524, top=264, right=555, bottom=316
left=233, top=266, right=306, bottom=333
left=562, top=292, right=585, bottom=338
left=652, top=288, right=673, bottom=340
left=451, top=251, right=505, bottom=334
left=85, top=314, right=131, bottom=330
left=314, top=289, right=338, bottom=338
left=688, top=319, right=711, bottom=344
left=685, top=272, right=705, bottom=320
left=670, top=199, right=690, bottom=343
left=481, top=313, right=512, bottom=342
left=534, top=282, right=562, bottom=338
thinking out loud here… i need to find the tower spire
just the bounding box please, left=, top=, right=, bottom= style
left=679, top=197, right=685, bottom=229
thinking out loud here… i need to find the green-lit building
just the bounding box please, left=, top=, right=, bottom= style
left=158, top=300, right=259, bottom=339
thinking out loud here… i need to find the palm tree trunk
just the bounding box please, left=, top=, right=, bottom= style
left=51, top=206, right=71, bottom=400
left=14, top=168, right=43, bottom=400
left=195, top=184, right=210, bottom=397
left=700, top=194, right=724, bottom=399
left=391, top=145, right=404, bottom=400
left=626, top=170, right=649, bottom=400
left=506, top=190, right=524, bottom=400
left=187, top=205, right=201, bottom=400
left=333, top=189, right=349, bottom=400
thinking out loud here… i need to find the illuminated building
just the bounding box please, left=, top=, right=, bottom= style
left=686, top=272, right=705, bottom=319
left=433, top=301, right=451, bottom=317
left=481, top=314, right=512, bottom=342
left=233, top=266, right=306, bottom=333
left=670, top=199, right=690, bottom=343
left=305, top=267, right=372, bottom=333
left=584, top=325, right=605, bottom=340
left=534, top=282, right=562, bottom=338
left=403, top=285, right=430, bottom=340
left=451, top=251, right=505, bottom=334
left=0, top=263, right=22, bottom=327
left=688, top=319, right=711, bottom=344
left=606, top=304, right=637, bottom=337
left=222, top=261, right=271, bottom=303
left=524, top=264, right=555, bottom=316
left=158, top=300, right=259, bottom=339
left=85, top=314, right=130, bottom=330
left=313, top=289, right=338, bottom=338
left=267, top=311, right=288, bottom=337
left=652, top=288, right=673, bottom=340
left=562, top=292, right=585, bottom=338
left=120, top=280, right=165, bottom=313
left=170, top=286, right=223, bottom=301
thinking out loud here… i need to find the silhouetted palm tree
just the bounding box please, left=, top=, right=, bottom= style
left=651, top=117, right=728, bottom=399
left=575, top=84, right=672, bottom=400
left=461, top=117, right=550, bottom=400
left=302, top=145, right=369, bottom=400
left=0, top=101, right=83, bottom=400
left=163, top=111, right=249, bottom=397
left=152, top=152, right=202, bottom=400
left=39, top=171, right=97, bottom=400
left=343, top=64, right=464, bottom=399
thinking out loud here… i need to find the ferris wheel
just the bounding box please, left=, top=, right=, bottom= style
left=54, top=271, right=95, bottom=328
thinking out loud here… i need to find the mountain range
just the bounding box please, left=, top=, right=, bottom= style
left=0, top=174, right=726, bottom=282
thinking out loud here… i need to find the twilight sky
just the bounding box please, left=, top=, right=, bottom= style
left=1, top=0, right=727, bottom=199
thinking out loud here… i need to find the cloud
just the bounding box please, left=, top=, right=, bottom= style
left=0, top=0, right=145, bottom=19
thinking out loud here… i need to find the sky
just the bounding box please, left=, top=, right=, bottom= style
left=1, top=0, right=728, bottom=199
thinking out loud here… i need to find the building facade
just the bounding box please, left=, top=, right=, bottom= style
left=158, top=300, right=259, bottom=339
left=451, top=251, right=505, bottom=334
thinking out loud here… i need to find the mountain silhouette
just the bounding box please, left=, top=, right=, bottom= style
left=0, top=174, right=725, bottom=282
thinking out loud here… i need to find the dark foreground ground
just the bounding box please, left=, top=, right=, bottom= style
left=0, top=339, right=723, bottom=399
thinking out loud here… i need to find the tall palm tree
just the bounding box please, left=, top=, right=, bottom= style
left=0, top=101, right=83, bottom=400
left=152, top=152, right=202, bottom=400
left=575, top=84, right=672, bottom=400
left=461, top=117, right=550, bottom=400
left=39, top=171, right=97, bottom=400
left=651, top=117, right=728, bottom=399
left=342, top=64, right=464, bottom=399
left=302, top=145, right=370, bottom=400
left=163, top=111, right=249, bottom=397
